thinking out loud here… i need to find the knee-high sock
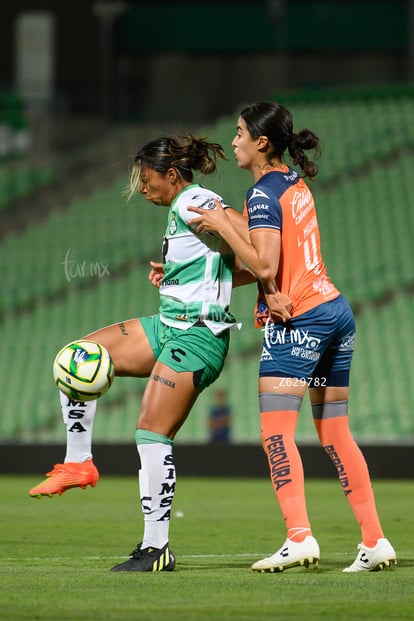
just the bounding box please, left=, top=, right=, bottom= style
left=313, top=402, right=384, bottom=547
left=59, top=390, right=96, bottom=463
left=136, top=429, right=176, bottom=549
left=260, top=393, right=311, bottom=542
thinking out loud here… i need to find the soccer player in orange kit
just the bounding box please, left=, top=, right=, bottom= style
left=188, top=100, right=396, bottom=573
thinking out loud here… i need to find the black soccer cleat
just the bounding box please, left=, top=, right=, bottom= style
left=110, top=542, right=176, bottom=572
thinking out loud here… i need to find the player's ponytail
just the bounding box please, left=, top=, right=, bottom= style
left=128, top=134, right=226, bottom=199
left=182, top=134, right=226, bottom=175
left=288, top=129, right=321, bottom=181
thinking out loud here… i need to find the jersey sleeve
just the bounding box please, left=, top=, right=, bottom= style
left=179, top=192, right=228, bottom=224
left=246, top=186, right=282, bottom=232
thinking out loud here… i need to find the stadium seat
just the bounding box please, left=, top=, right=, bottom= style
left=1, top=87, right=414, bottom=443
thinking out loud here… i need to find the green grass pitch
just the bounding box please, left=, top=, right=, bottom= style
left=1, top=475, right=413, bottom=620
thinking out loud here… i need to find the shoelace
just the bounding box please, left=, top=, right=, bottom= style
left=129, top=541, right=152, bottom=558
left=129, top=543, right=158, bottom=559
left=46, top=464, right=65, bottom=476
left=129, top=543, right=142, bottom=558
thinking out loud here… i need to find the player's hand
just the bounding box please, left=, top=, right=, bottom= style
left=187, top=199, right=229, bottom=235
left=148, top=261, right=164, bottom=288
left=265, top=292, right=292, bottom=323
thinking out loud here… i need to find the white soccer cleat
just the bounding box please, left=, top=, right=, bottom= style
left=343, top=538, right=397, bottom=572
left=252, top=536, right=320, bottom=573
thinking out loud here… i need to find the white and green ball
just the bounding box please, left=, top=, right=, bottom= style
left=53, top=339, right=114, bottom=401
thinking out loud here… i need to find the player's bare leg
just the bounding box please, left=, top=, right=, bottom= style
left=111, top=362, right=199, bottom=572
left=29, top=319, right=155, bottom=498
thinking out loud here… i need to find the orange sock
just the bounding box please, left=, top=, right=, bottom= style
left=261, top=409, right=312, bottom=542
left=314, top=415, right=384, bottom=547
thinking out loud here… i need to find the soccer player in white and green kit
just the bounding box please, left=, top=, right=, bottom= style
left=29, top=134, right=249, bottom=572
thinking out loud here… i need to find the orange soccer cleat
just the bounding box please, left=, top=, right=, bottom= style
left=29, top=459, right=99, bottom=498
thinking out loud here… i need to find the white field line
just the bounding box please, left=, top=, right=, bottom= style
left=0, top=551, right=366, bottom=562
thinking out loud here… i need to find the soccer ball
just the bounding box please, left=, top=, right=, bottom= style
left=53, top=340, right=114, bottom=401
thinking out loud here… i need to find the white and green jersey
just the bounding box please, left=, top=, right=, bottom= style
left=159, top=184, right=240, bottom=335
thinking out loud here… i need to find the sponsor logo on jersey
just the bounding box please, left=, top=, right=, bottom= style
left=249, top=213, right=270, bottom=221
left=169, top=213, right=177, bottom=235
left=174, top=314, right=189, bottom=321
left=291, top=188, right=314, bottom=224
left=248, top=203, right=269, bottom=213
left=283, top=170, right=299, bottom=182
left=248, top=188, right=270, bottom=201
left=193, top=197, right=217, bottom=210
left=163, top=279, right=180, bottom=286
left=312, top=276, right=336, bottom=296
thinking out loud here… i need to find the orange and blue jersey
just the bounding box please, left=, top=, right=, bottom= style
left=245, top=166, right=340, bottom=327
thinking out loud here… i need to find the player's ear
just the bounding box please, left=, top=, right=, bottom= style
left=167, top=168, right=178, bottom=182
left=257, top=135, right=269, bottom=150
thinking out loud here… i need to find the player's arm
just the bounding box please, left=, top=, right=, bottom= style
left=249, top=228, right=292, bottom=321
left=227, top=210, right=255, bottom=288
left=188, top=203, right=276, bottom=287
left=148, top=261, right=164, bottom=288
left=225, top=207, right=250, bottom=243
left=188, top=204, right=291, bottom=320
left=232, top=268, right=256, bottom=288
left=184, top=195, right=250, bottom=255
left=232, top=255, right=256, bottom=288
